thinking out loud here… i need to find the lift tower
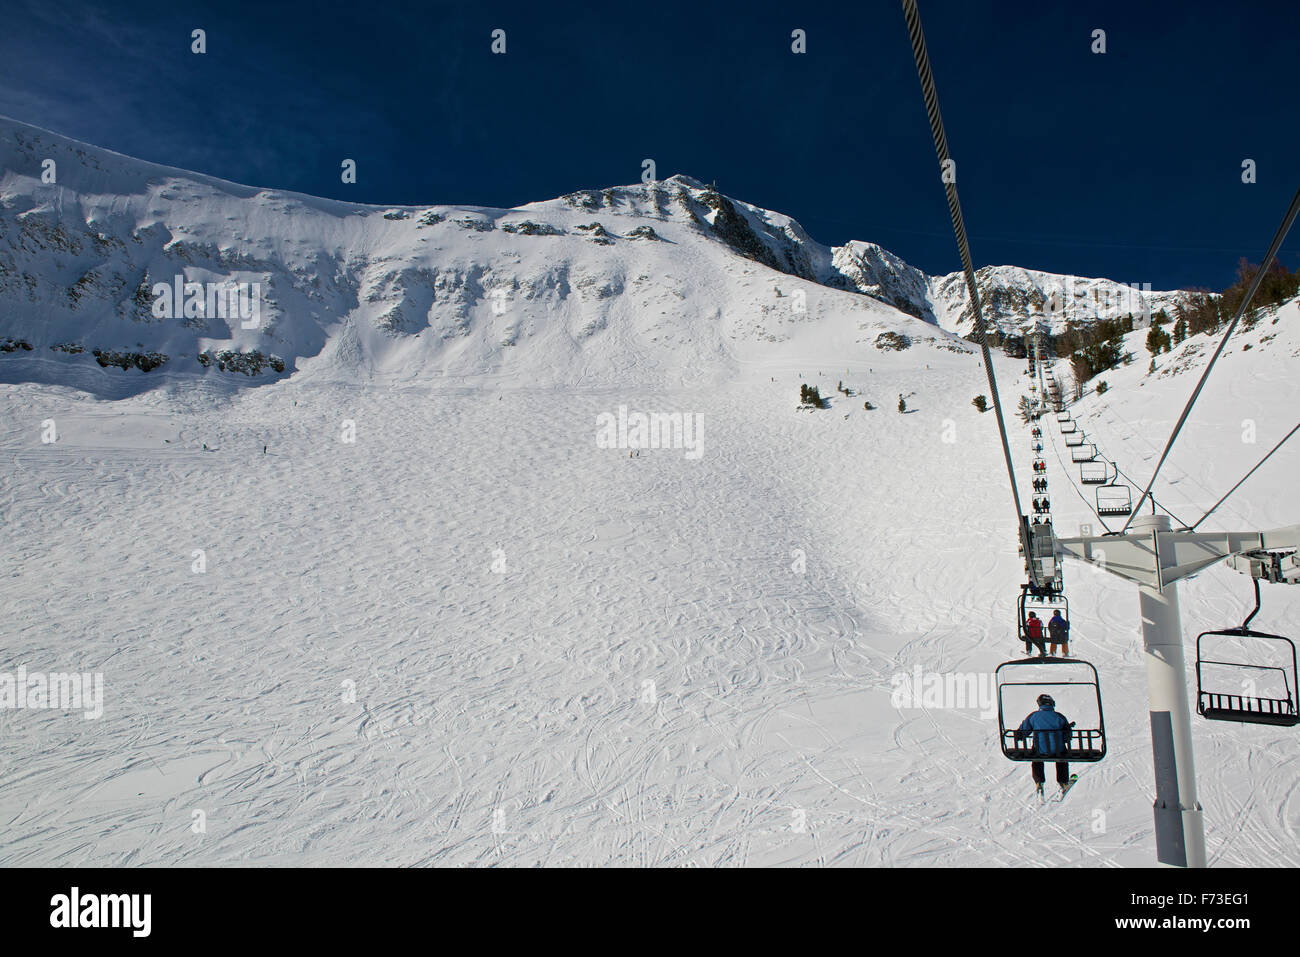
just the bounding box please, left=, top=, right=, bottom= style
left=1055, top=523, right=1300, bottom=866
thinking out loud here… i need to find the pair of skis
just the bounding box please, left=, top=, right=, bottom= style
left=1035, top=774, right=1079, bottom=804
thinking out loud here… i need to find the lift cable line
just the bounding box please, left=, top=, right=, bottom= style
left=1189, top=421, right=1300, bottom=531
left=1121, top=183, right=1300, bottom=533
left=899, top=0, right=1034, bottom=576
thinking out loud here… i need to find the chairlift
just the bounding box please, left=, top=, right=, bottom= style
left=1056, top=412, right=1071, bottom=423
left=1018, top=584, right=1067, bottom=648
left=1080, top=461, right=1109, bottom=485
left=996, top=655, right=1107, bottom=763
left=1070, top=444, right=1097, bottom=463
left=1095, top=483, right=1132, bottom=516
left=1060, top=421, right=1077, bottom=434
left=1195, top=579, right=1298, bottom=727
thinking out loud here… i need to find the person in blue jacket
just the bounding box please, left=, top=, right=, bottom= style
left=1048, top=610, right=1070, bottom=657
left=1015, top=693, right=1073, bottom=795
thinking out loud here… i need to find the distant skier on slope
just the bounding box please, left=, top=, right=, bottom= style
left=1015, top=694, right=1073, bottom=797
left=1048, top=609, right=1070, bottom=657
left=1024, top=611, right=1046, bottom=656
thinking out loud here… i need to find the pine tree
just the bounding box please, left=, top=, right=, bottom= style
left=1146, top=325, right=1171, bottom=357
left=1016, top=394, right=1034, bottom=423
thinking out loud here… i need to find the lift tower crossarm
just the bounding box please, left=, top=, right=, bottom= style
left=1055, top=524, right=1300, bottom=590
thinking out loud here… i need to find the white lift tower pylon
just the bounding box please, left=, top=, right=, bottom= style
left=1055, top=519, right=1300, bottom=867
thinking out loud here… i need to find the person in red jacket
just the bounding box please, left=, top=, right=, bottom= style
left=1024, top=611, right=1046, bottom=656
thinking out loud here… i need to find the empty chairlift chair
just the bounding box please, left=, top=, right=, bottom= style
left=1064, top=431, right=1086, bottom=447
left=1060, top=420, right=1077, bottom=434
left=1056, top=412, right=1071, bottom=423
left=1080, top=461, right=1109, bottom=485
left=1071, top=443, right=1097, bottom=463
left=1095, top=482, right=1132, bottom=516
left=1196, top=580, right=1298, bottom=727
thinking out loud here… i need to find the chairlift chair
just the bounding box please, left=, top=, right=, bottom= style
left=1056, top=412, right=1071, bottom=423
left=1095, top=483, right=1132, bottom=516
left=1018, top=584, right=1067, bottom=647
left=1060, top=421, right=1077, bottom=434
left=1195, top=579, right=1298, bottom=727
left=1080, top=461, right=1109, bottom=485
left=996, top=655, right=1107, bottom=763
left=1071, top=444, right=1097, bottom=463
left=1064, top=432, right=1085, bottom=447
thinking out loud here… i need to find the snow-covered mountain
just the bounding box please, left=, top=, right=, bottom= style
left=927, top=264, right=1196, bottom=339
left=0, top=115, right=1194, bottom=393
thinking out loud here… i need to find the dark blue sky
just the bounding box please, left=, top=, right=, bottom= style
left=3, top=0, right=1297, bottom=290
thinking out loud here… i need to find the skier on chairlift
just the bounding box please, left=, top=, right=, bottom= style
left=1015, top=693, right=1073, bottom=797
left=1024, top=611, right=1046, bottom=656
left=1048, top=609, right=1070, bottom=657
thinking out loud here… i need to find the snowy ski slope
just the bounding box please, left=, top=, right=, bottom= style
left=1, top=302, right=1296, bottom=866
left=0, top=115, right=1296, bottom=867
